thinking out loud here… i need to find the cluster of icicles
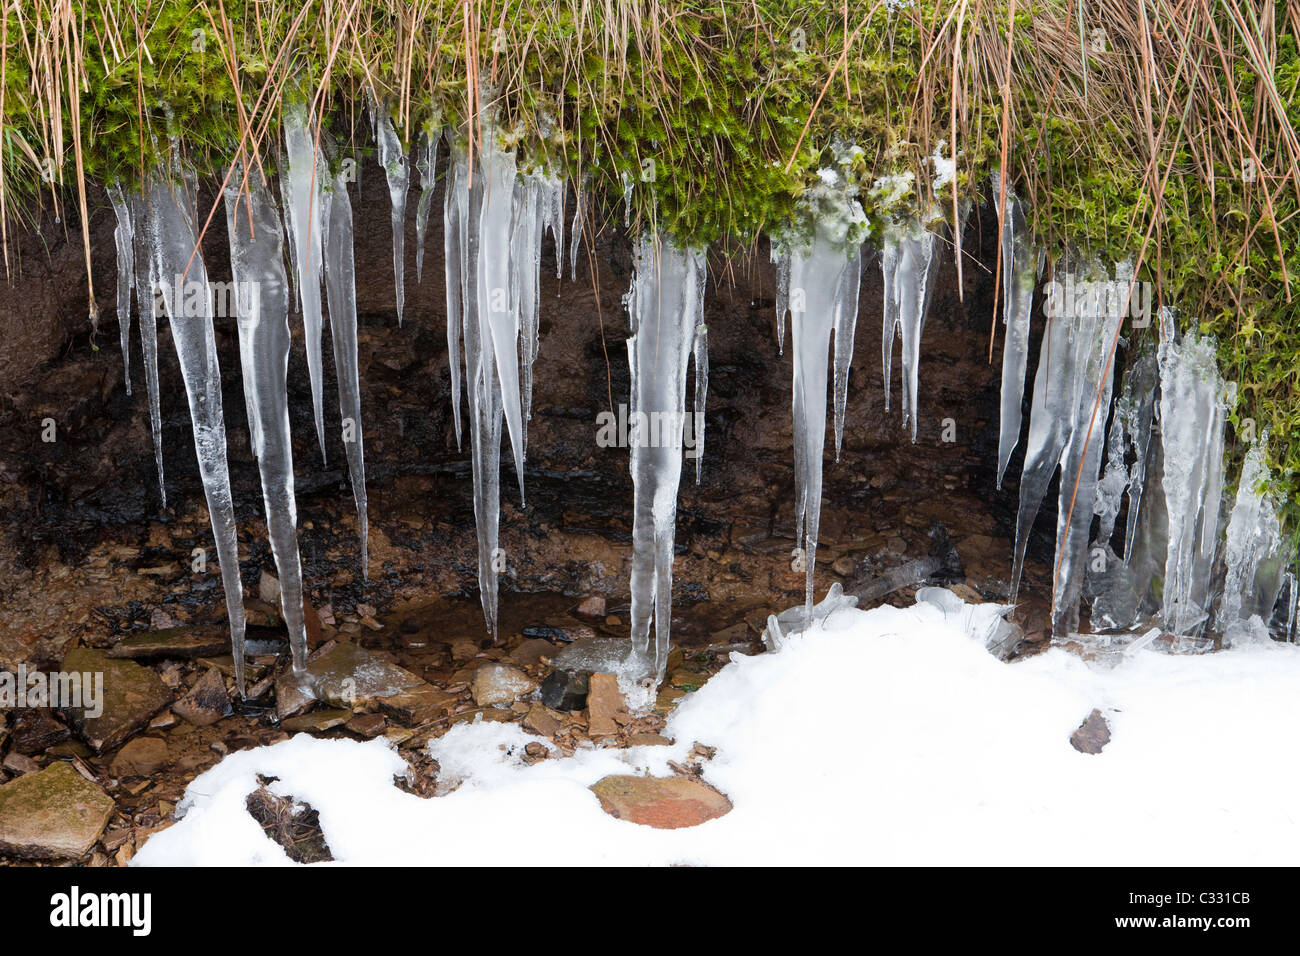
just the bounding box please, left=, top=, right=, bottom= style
left=109, top=110, right=1293, bottom=697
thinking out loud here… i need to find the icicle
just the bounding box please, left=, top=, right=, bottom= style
left=282, top=99, right=329, bottom=460
left=625, top=232, right=708, bottom=679
left=443, top=134, right=468, bottom=449
left=880, top=220, right=939, bottom=439
left=1158, top=324, right=1234, bottom=635
left=369, top=92, right=410, bottom=326
left=141, top=163, right=246, bottom=689
left=414, top=125, right=440, bottom=285
left=322, top=167, right=370, bottom=579
left=693, top=314, right=709, bottom=484
left=1008, top=254, right=1125, bottom=635
left=992, top=173, right=1040, bottom=488
left=1215, top=440, right=1283, bottom=638
left=621, top=170, right=634, bottom=228
left=477, top=129, right=527, bottom=505
left=107, top=184, right=135, bottom=395
left=832, top=246, right=863, bottom=460
left=773, top=245, right=789, bottom=355
left=1287, top=571, right=1299, bottom=642
left=222, top=166, right=308, bottom=690
left=513, top=168, right=562, bottom=457
left=129, top=194, right=166, bottom=506
left=569, top=172, right=587, bottom=281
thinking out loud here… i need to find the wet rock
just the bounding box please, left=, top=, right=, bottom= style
left=575, top=595, right=607, bottom=618
left=2, top=752, right=40, bottom=776
left=307, top=643, right=425, bottom=708
left=61, top=647, right=171, bottom=753
left=1070, top=709, right=1111, bottom=755
left=345, top=713, right=387, bottom=738
left=173, top=668, right=232, bottom=727
left=378, top=685, right=459, bottom=725
left=509, top=638, right=554, bottom=668
left=471, top=664, right=538, bottom=707
left=0, top=762, right=115, bottom=859
left=540, top=669, right=589, bottom=711
left=109, top=736, right=168, bottom=777
left=10, top=709, right=71, bottom=756
left=522, top=702, right=563, bottom=737
left=276, top=674, right=314, bottom=721
left=107, top=626, right=229, bottom=660
left=590, top=774, right=732, bottom=829
left=586, top=673, right=624, bottom=736
left=281, top=708, right=352, bottom=733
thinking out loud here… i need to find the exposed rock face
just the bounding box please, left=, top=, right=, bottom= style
left=590, top=774, right=733, bottom=829
left=0, top=761, right=115, bottom=859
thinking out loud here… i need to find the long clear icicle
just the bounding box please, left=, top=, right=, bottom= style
left=1158, top=324, right=1234, bottom=635
left=130, top=193, right=165, bottom=505
left=142, top=164, right=246, bottom=686
left=107, top=184, right=135, bottom=395
left=881, top=221, right=939, bottom=440
left=625, top=232, right=708, bottom=678
left=370, top=93, right=410, bottom=326
left=1009, top=254, right=1124, bottom=635
left=513, top=168, right=564, bottom=459
left=282, top=100, right=329, bottom=460
left=992, top=173, right=1040, bottom=488
left=414, top=125, right=440, bottom=285
left=569, top=172, right=587, bottom=281
left=443, top=134, right=468, bottom=449
left=323, top=167, right=370, bottom=579
left=223, top=167, right=307, bottom=690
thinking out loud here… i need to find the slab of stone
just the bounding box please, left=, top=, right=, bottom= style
left=586, top=673, right=624, bottom=736
left=590, top=774, right=732, bottom=829
left=61, top=647, right=171, bottom=753
left=280, top=708, right=351, bottom=733
left=2, top=752, right=40, bottom=775
left=109, top=736, right=168, bottom=777
left=377, top=685, right=459, bottom=726
left=10, top=709, right=70, bottom=755
left=522, top=702, right=564, bottom=737
left=173, top=667, right=232, bottom=726
left=0, top=762, right=115, bottom=859
left=107, top=626, right=229, bottom=660
left=540, top=669, right=589, bottom=711
left=306, top=643, right=425, bottom=708
left=1070, top=709, right=1111, bottom=755
left=345, top=713, right=387, bottom=738
left=509, top=638, right=555, bottom=668
left=471, top=663, right=538, bottom=706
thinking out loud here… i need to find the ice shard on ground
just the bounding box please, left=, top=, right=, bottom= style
left=140, top=161, right=246, bottom=688
left=624, top=231, right=708, bottom=678
left=223, top=166, right=308, bottom=689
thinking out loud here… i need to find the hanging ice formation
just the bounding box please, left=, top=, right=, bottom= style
left=139, top=159, right=247, bottom=687
left=414, top=123, right=440, bottom=285
left=223, top=166, right=308, bottom=689
left=107, top=184, right=134, bottom=395
left=369, top=92, right=410, bottom=325
left=1008, top=254, right=1125, bottom=636
left=1216, top=439, right=1285, bottom=642
left=281, top=99, right=329, bottom=460
left=1156, top=324, right=1235, bottom=635
left=569, top=171, right=588, bottom=281
left=771, top=159, right=866, bottom=620
left=442, top=105, right=560, bottom=639
left=991, top=172, right=1042, bottom=487
left=624, top=232, right=708, bottom=678
left=322, top=165, right=370, bottom=579
left=880, top=219, right=940, bottom=441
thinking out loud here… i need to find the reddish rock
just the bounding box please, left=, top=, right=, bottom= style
left=109, top=736, right=168, bottom=777
left=590, top=775, right=732, bottom=829
left=173, top=668, right=232, bottom=727
left=586, top=673, right=624, bottom=736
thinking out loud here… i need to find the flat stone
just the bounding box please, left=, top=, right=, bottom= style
left=276, top=673, right=314, bottom=720
left=590, top=775, right=732, bottom=829
left=0, top=762, right=115, bottom=859
left=2, top=752, right=40, bottom=775
left=575, top=595, right=607, bottom=618
left=378, top=685, right=459, bottom=726
left=1070, top=709, right=1111, bottom=755
left=586, top=673, right=624, bottom=736
left=107, top=626, right=229, bottom=660
left=307, top=643, right=426, bottom=708
left=281, top=708, right=352, bottom=733
left=522, top=702, right=563, bottom=737
left=61, top=648, right=171, bottom=753
left=173, top=667, right=232, bottom=727
left=109, top=736, right=168, bottom=777
left=196, top=656, right=267, bottom=682
left=345, top=713, right=387, bottom=738
left=509, top=638, right=554, bottom=668
left=540, top=669, right=588, bottom=711
left=471, top=663, right=538, bottom=706
left=626, top=732, right=674, bottom=747
left=10, top=709, right=71, bottom=755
